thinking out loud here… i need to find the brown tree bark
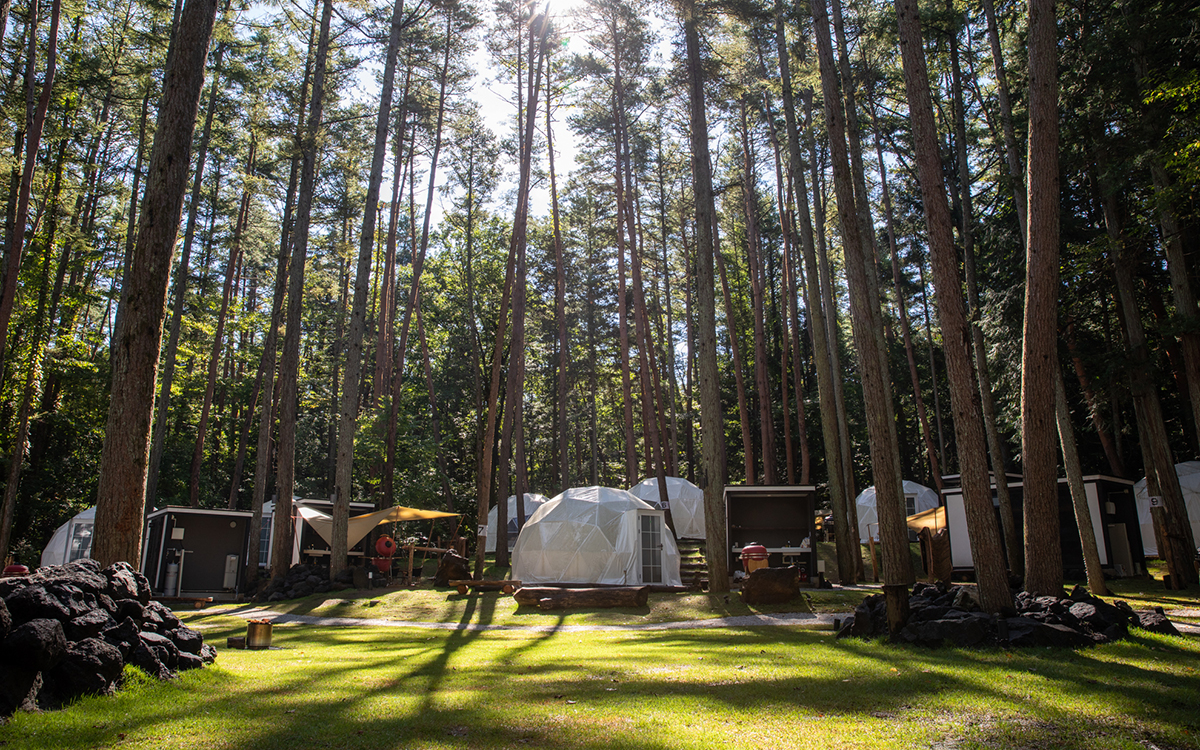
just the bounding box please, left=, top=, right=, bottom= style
left=92, top=0, right=221, bottom=567
left=1055, top=370, right=1109, bottom=596
left=715, top=236, right=755, bottom=485
left=740, top=100, right=776, bottom=485
left=188, top=143, right=253, bottom=508
left=814, top=0, right=909, bottom=609
left=272, top=0, right=333, bottom=580
left=868, top=87, right=941, bottom=492
left=1064, top=317, right=1126, bottom=476
left=548, top=61, right=569, bottom=494
left=1020, top=0, right=1063, bottom=597
left=773, top=0, right=852, bottom=579
left=1104, top=185, right=1198, bottom=585
left=681, top=0, right=728, bottom=592
left=475, top=9, right=549, bottom=578
left=0, top=0, right=55, bottom=380
left=329, top=0, right=408, bottom=579
left=892, top=0, right=1010, bottom=612
left=948, top=10, right=1021, bottom=576
left=145, top=5, right=230, bottom=507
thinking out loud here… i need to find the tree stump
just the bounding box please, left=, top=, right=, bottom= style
left=739, top=566, right=800, bottom=605
left=512, top=586, right=649, bottom=610
left=434, top=551, right=472, bottom=588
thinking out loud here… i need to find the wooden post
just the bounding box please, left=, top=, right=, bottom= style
left=407, top=544, right=415, bottom=586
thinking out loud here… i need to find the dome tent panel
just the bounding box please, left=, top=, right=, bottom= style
left=1133, top=461, right=1200, bottom=557
left=512, top=486, right=682, bottom=586
left=40, top=506, right=96, bottom=568
left=485, top=493, right=548, bottom=553
left=855, top=481, right=940, bottom=543
left=629, top=476, right=706, bottom=539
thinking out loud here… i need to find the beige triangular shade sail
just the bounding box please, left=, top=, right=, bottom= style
left=297, top=504, right=459, bottom=549
left=905, top=505, right=946, bottom=533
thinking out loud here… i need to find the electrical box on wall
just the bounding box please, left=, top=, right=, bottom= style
left=171, top=527, right=185, bottom=540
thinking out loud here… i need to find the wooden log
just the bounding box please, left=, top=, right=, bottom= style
left=739, top=566, right=800, bottom=605
left=513, top=586, right=650, bottom=610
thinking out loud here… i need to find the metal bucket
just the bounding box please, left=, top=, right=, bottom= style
left=246, top=620, right=272, bottom=650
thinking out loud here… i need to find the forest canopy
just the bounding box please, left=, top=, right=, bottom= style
left=0, top=0, right=1197, bottom=598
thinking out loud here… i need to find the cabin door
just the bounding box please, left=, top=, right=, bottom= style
left=639, top=513, right=663, bottom=584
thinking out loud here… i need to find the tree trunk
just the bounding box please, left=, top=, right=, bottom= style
left=0, top=0, right=58, bottom=382
left=815, top=0, right=909, bottom=608
left=1020, top=0, right=1063, bottom=597
left=774, top=0, right=852, bottom=579
left=740, top=100, right=776, bottom=485
left=868, top=88, right=941, bottom=491
left=681, top=0, right=728, bottom=592
left=1064, top=317, right=1126, bottom=476
left=948, top=10, right=1021, bottom=576
left=188, top=143, right=253, bottom=508
left=892, top=0, right=1010, bottom=612
left=547, top=63, right=569, bottom=494
left=1055, top=370, right=1109, bottom=595
left=272, top=0, right=332, bottom=581
left=1105, top=187, right=1198, bottom=585
left=715, top=236, right=754, bottom=485
left=980, top=0, right=1027, bottom=237
left=475, top=10, right=549, bottom=579
left=92, top=0, right=221, bottom=567
left=328, top=0, right=407, bottom=580
left=145, top=12, right=230, bottom=507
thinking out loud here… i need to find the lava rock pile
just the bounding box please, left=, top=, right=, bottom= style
left=839, top=581, right=1183, bottom=648
left=0, top=559, right=215, bottom=717
left=257, top=563, right=353, bottom=602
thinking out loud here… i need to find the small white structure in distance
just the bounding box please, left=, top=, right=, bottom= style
left=40, top=506, right=96, bottom=567
left=486, top=493, right=548, bottom=552
left=855, top=481, right=940, bottom=543
left=1134, top=460, right=1200, bottom=556
left=628, top=476, right=706, bottom=539
left=512, top=486, right=682, bottom=586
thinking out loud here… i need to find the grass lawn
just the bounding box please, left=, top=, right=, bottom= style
left=3, top=579, right=1200, bottom=749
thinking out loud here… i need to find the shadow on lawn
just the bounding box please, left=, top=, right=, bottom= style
left=11, top=619, right=1200, bottom=750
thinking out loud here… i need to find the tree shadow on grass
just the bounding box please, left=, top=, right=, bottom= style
left=9, top=622, right=1200, bottom=750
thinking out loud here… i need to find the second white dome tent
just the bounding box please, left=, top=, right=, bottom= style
left=511, top=486, right=683, bottom=587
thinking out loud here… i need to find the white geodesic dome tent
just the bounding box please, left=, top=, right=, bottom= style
left=855, top=481, right=940, bottom=543
left=486, top=493, right=548, bottom=552
left=40, top=506, right=95, bottom=568
left=512, top=486, right=682, bottom=586
left=628, top=476, right=706, bottom=540
left=1134, top=461, right=1200, bottom=556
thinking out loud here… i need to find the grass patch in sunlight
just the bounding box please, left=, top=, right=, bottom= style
left=3, top=614, right=1199, bottom=750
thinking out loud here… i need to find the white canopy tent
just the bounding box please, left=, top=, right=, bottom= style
left=855, top=481, right=940, bottom=543
left=628, top=476, right=706, bottom=539
left=486, top=493, right=548, bottom=552
left=512, top=486, right=682, bottom=586
left=40, top=506, right=95, bottom=568
left=1134, top=461, right=1200, bottom=556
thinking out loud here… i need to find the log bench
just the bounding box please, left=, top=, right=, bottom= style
left=513, top=585, right=650, bottom=610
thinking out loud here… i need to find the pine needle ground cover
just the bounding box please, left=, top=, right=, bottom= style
left=2, top=602, right=1198, bottom=750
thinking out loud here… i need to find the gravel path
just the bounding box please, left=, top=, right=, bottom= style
left=197, top=605, right=840, bottom=633
left=194, top=604, right=1200, bottom=636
